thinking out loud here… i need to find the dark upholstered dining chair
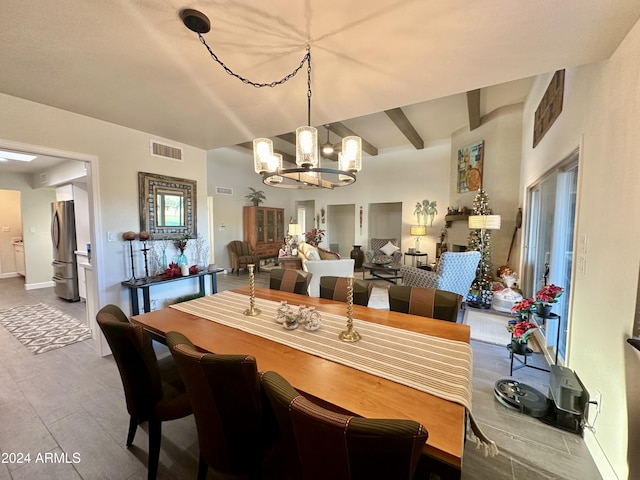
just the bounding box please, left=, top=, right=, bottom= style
left=166, top=331, right=282, bottom=480
left=260, top=370, right=428, bottom=480
left=388, top=285, right=462, bottom=322
left=319, top=276, right=374, bottom=306
left=227, top=240, right=261, bottom=275
left=96, top=304, right=192, bottom=480
left=269, top=268, right=312, bottom=295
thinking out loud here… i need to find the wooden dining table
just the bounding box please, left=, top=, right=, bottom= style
left=131, top=286, right=471, bottom=479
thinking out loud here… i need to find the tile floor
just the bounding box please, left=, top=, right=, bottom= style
left=0, top=273, right=602, bottom=479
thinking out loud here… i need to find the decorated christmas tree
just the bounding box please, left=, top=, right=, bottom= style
left=468, top=189, right=494, bottom=290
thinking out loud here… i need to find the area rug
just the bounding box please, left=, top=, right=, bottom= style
left=463, top=308, right=513, bottom=345
left=0, top=303, right=92, bottom=354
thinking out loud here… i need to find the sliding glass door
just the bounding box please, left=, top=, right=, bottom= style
left=524, top=149, right=578, bottom=362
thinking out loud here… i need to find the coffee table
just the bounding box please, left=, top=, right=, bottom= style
left=362, top=262, right=403, bottom=284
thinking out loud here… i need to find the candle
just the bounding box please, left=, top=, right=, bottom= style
left=180, top=263, right=189, bottom=276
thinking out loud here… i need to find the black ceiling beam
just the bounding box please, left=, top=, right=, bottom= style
left=384, top=108, right=424, bottom=150
left=467, top=89, right=481, bottom=131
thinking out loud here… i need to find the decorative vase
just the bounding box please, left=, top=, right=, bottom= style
left=176, top=252, right=188, bottom=267
left=161, top=250, right=168, bottom=271
left=350, top=245, right=365, bottom=268
left=536, top=303, right=553, bottom=318
left=511, top=339, right=529, bottom=355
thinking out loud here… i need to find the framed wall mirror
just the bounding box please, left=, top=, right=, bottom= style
left=138, top=172, right=197, bottom=239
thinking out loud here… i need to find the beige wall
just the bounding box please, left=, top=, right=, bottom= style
left=520, top=17, right=640, bottom=479
left=449, top=103, right=524, bottom=272
left=0, top=93, right=208, bottom=350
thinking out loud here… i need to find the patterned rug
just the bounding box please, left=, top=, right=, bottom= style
left=0, top=303, right=92, bottom=354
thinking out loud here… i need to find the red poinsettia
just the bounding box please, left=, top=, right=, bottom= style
left=507, top=320, right=538, bottom=343
left=511, top=297, right=535, bottom=315
left=535, top=284, right=564, bottom=304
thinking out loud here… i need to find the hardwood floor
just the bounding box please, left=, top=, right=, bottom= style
left=0, top=273, right=601, bottom=479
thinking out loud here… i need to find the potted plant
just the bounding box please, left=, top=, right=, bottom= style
left=245, top=187, right=266, bottom=206
left=510, top=297, right=535, bottom=320
left=534, top=284, right=564, bottom=317
left=506, top=320, right=538, bottom=354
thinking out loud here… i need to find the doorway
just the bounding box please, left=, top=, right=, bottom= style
left=326, top=204, right=356, bottom=257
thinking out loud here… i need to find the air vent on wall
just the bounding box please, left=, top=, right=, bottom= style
left=40, top=172, right=48, bottom=185
left=216, top=186, right=233, bottom=195
left=150, top=140, right=183, bottom=162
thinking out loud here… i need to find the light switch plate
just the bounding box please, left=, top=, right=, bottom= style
left=107, top=231, right=116, bottom=242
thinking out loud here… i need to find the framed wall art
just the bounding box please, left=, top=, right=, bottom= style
left=457, top=140, right=484, bottom=193
left=138, top=172, right=197, bottom=239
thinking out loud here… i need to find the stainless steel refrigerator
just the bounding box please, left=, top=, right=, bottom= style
left=51, top=200, right=80, bottom=301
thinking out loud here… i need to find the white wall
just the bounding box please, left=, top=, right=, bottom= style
left=520, top=17, right=640, bottom=479
left=207, top=147, right=294, bottom=270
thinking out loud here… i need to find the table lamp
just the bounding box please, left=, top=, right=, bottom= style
left=409, top=225, right=427, bottom=253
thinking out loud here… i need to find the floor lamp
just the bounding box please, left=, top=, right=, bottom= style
left=468, top=215, right=501, bottom=306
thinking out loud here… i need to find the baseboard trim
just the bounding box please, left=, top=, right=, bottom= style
left=0, top=272, right=20, bottom=279
left=25, top=281, right=55, bottom=290
left=584, top=428, right=619, bottom=480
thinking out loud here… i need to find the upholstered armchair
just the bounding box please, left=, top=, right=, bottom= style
left=401, top=251, right=481, bottom=299
left=227, top=240, right=260, bottom=275
left=366, top=238, right=402, bottom=264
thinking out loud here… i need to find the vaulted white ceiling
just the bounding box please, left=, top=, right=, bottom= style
left=1, top=0, right=639, bottom=161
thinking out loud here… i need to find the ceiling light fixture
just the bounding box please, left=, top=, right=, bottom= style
left=180, top=9, right=363, bottom=189
left=0, top=150, right=37, bottom=162
left=321, top=125, right=334, bottom=156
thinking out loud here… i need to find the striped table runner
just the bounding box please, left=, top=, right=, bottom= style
left=171, top=291, right=497, bottom=454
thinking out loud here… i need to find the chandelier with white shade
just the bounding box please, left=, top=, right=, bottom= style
left=181, top=9, right=363, bottom=189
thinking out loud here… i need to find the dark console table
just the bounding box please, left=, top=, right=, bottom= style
left=122, top=269, right=223, bottom=315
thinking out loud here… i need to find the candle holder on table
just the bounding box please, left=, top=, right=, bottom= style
left=243, top=264, right=262, bottom=316
left=123, top=231, right=138, bottom=281
left=339, top=276, right=361, bottom=342
left=139, top=231, right=150, bottom=278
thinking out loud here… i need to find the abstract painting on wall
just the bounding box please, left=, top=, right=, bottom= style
left=457, top=140, right=484, bottom=193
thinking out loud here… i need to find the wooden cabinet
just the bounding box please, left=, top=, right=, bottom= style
left=243, top=206, right=285, bottom=259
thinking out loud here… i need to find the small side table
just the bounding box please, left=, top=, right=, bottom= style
left=278, top=256, right=302, bottom=270
left=404, top=252, right=428, bottom=267
left=508, top=340, right=550, bottom=376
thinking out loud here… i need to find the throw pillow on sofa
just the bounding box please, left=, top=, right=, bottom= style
left=380, top=241, right=400, bottom=257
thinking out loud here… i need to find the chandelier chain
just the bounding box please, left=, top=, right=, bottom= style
left=197, top=33, right=310, bottom=89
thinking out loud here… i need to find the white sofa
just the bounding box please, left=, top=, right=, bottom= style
left=302, top=258, right=355, bottom=297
